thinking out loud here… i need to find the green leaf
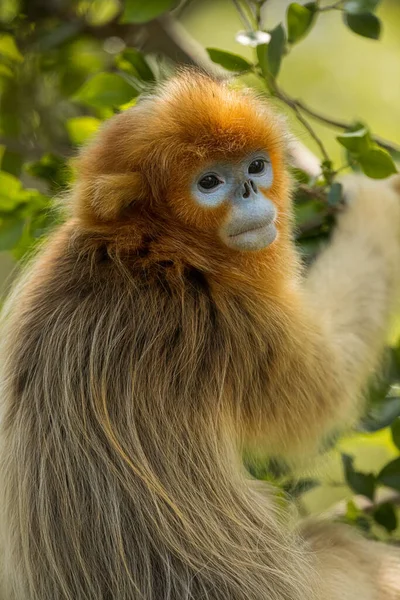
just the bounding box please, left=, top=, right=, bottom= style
left=345, top=499, right=361, bottom=521
left=256, top=43, right=269, bottom=79
left=0, top=220, right=24, bottom=251
left=0, top=64, right=13, bottom=78
left=378, top=458, right=400, bottom=491
left=344, top=12, right=381, bottom=39
left=327, top=182, right=343, bottom=207
left=284, top=478, right=320, bottom=498
left=358, top=146, right=397, bottom=179
left=0, top=34, right=23, bottom=63
left=287, top=2, right=317, bottom=44
left=119, top=48, right=155, bottom=81
left=85, top=0, right=120, bottom=26
left=337, top=127, right=371, bottom=154
left=66, top=117, right=101, bottom=146
left=344, top=0, right=380, bottom=14
left=206, top=49, right=253, bottom=72
left=391, top=418, right=400, bottom=450
left=0, top=171, right=22, bottom=198
left=373, top=502, right=398, bottom=533
left=73, top=73, right=138, bottom=108
left=0, top=172, right=31, bottom=211
left=1, top=148, right=22, bottom=176
left=121, top=0, right=179, bottom=24
left=267, top=24, right=286, bottom=79
left=344, top=500, right=372, bottom=532
left=361, top=396, right=400, bottom=431
left=342, top=454, right=376, bottom=500
left=337, top=127, right=397, bottom=179
left=291, top=167, right=310, bottom=185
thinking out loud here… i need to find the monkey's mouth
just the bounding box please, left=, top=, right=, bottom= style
left=228, top=219, right=276, bottom=239
left=225, top=220, right=277, bottom=251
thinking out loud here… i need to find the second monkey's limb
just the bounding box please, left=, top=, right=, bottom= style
left=302, top=520, right=400, bottom=600
left=250, top=174, right=400, bottom=457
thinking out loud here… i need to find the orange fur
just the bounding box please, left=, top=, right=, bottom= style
left=72, top=72, right=295, bottom=296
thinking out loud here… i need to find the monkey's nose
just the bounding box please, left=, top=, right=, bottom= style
left=242, top=179, right=257, bottom=199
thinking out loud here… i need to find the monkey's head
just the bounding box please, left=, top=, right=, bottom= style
left=74, top=71, right=291, bottom=254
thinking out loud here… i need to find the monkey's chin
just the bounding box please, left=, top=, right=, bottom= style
left=223, top=222, right=277, bottom=252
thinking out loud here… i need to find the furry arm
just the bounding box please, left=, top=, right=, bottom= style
left=247, top=175, right=400, bottom=457
left=306, top=175, right=400, bottom=406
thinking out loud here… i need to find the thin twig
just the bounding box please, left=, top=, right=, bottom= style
left=293, top=99, right=400, bottom=154
left=232, top=0, right=254, bottom=30
left=297, top=184, right=328, bottom=202
left=272, top=84, right=331, bottom=165
left=318, top=0, right=345, bottom=12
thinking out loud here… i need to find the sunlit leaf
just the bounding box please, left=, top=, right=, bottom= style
left=120, top=0, right=179, bottom=24
left=66, top=116, right=101, bottom=145
left=0, top=33, right=23, bottom=62
left=0, top=171, right=22, bottom=199
left=287, top=2, right=317, bottom=44
left=344, top=12, right=381, bottom=39
left=73, top=73, right=138, bottom=108
left=207, top=48, right=253, bottom=72
left=0, top=64, right=13, bottom=78
left=337, top=127, right=371, bottom=154
left=358, top=146, right=397, bottom=179
left=84, top=0, right=120, bottom=26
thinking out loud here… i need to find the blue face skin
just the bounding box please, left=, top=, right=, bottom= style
left=190, top=151, right=277, bottom=251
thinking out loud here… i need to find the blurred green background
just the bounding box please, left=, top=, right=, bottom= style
left=1, top=0, right=400, bottom=538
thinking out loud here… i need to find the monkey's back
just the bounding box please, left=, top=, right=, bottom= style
left=0, top=223, right=316, bottom=600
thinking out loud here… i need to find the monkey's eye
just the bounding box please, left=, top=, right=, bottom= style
left=248, top=159, right=266, bottom=175
left=198, top=174, right=222, bottom=191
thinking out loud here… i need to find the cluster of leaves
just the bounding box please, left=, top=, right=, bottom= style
left=0, top=0, right=400, bottom=536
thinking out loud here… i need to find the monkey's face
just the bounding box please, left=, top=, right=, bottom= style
left=190, top=151, right=277, bottom=252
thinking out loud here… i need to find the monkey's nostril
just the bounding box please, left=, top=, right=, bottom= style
left=250, top=180, right=258, bottom=194
left=243, top=181, right=251, bottom=199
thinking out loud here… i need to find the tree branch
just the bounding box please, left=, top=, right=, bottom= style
left=293, top=99, right=400, bottom=154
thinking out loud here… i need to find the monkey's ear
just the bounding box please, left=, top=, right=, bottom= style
left=76, top=172, right=150, bottom=222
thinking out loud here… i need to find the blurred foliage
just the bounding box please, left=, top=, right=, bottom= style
left=0, top=0, right=400, bottom=539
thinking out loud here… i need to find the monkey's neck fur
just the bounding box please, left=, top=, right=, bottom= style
left=2, top=216, right=331, bottom=600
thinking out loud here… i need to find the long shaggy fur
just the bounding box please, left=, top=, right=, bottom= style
left=0, top=72, right=399, bottom=599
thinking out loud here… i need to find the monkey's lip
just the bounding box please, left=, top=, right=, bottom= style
left=228, top=220, right=275, bottom=238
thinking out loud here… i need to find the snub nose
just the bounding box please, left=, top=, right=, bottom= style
left=242, top=179, right=257, bottom=199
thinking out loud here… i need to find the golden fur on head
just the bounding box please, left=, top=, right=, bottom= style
left=72, top=71, right=295, bottom=296
left=75, top=71, right=289, bottom=222
left=1, top=70, right=400, bottom=600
